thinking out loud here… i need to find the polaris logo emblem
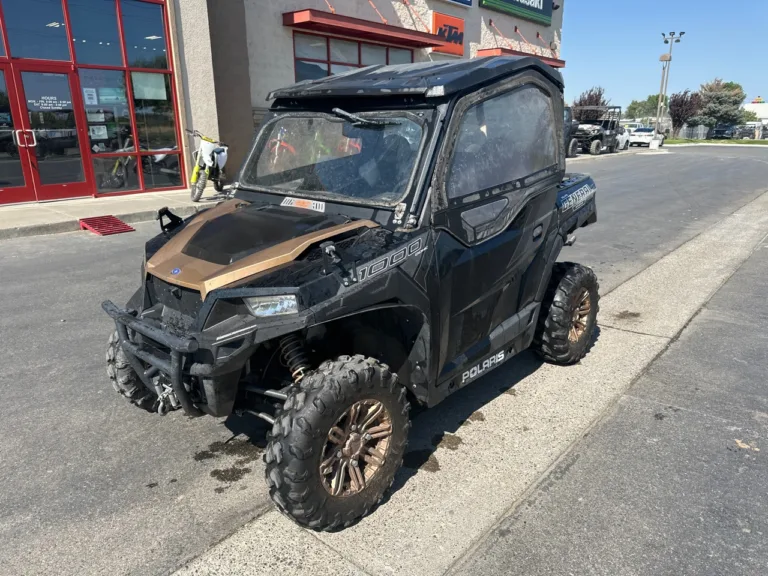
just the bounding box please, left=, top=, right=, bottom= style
left=462, top=351, right=506, bottom=384
left=356, top=236, right=427, bottom=282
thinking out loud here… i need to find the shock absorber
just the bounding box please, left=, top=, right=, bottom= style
left=279, top=334, right=311, bottom=383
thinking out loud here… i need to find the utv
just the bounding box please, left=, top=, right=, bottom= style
left=572, top=105, right=622, bottom=155
left=103, top=57, right=599, bottom=531
left=564, top=106, right=580, bottom=157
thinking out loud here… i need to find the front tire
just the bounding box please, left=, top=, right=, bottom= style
left=190, top=169, right=207, bottom=202
left=566, top=138, right=579, bottom=158
left=264, top=355, right=410, bottom=531
left=623, top=139, right=630, bottom=150
left=533, top=263, right=599, bottom=365
left=589, top=139, right=602, bottom=155
left=106, top=331, right=156, bottom=410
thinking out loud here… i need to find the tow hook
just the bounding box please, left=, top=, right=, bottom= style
left=565, top=234, right=577, bottom=246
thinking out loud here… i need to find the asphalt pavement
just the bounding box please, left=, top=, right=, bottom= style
left=1, top=146, right=767, bottom=575
left=452, top=235, right=768, bottom=576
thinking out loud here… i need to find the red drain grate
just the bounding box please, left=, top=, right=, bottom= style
left=79, top=215, right=135, bottom=236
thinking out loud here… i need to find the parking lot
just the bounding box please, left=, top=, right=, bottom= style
left=1, top=146, right=768, bottom=575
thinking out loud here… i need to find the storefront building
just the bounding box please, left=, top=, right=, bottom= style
left=0, top=0, right=565, bottom=205
left=0, top=0, right=185, bottom=205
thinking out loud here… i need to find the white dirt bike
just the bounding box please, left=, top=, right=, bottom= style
left=187, top=128, right=228, bottom=202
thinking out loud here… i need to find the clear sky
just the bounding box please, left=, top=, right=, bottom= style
left=560, top=0, right=766, bottom=109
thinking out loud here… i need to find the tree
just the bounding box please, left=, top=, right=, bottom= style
left=668, top=90, right=702, bottom=137
left=741, top=109, right=759, bottom=123
left=625, top=94, right=667, bottom=120
left=689, top=79, right=746, bottom=127
left=572, top=87, right=609, bottom=121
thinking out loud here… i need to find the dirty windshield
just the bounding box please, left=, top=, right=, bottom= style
left=242, top=113, right=424, bottom=206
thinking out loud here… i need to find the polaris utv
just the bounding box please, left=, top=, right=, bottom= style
left=103, top=56, right=599, bottom=531
left=572, top=105, right=622, bottom=155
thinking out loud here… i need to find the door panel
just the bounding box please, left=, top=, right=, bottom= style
left=0, top=65, right=35, bottom=204
left=13, top=64, right=92, bottom=200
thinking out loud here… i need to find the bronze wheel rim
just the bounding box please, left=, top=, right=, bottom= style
left=320, top=399, right=393, bottom=497
left=569, top=289, right=591, bottom=343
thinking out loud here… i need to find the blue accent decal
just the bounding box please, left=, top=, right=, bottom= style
left=171, top=268, right=181, bottom=275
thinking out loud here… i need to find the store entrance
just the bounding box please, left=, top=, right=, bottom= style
left=0, top=62, right=91, bottom=203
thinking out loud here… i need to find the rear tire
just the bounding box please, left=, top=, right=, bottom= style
left=533, top=263, right=599, bottom=365
left=589, top=139, right=602, bottom=155
left=106, top=331, right=156, bottom=410
left=213, top=178, right=225, bottom=192
left=623, top=139, right=629, bottom=150
left=264, top=355, right=410, bottom=531
left=190, top=170, right=207, bottom=202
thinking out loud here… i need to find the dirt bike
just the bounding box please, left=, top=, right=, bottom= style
left=188, top=128, right=228, bottom=202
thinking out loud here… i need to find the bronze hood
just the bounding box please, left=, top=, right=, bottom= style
left=146, top=200, right=378, bottom=299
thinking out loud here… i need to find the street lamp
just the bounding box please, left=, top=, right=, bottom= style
left=655, top=31, right=685, bottom=131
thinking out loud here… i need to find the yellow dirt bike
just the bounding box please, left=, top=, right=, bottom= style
left=187, top=128, right=228, bottom=202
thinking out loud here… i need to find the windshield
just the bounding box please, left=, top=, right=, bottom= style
left=241, top=113, right=425, bottom=206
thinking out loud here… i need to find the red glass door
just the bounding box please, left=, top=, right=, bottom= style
left=0, top=62, right=35, bottom=204
left=11, top=61, right=92, bottom=201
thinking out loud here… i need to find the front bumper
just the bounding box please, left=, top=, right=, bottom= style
left=103, top=300, right=245, bottom=417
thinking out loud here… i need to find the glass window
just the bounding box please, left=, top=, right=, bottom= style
left=0, top=71, right=26, bottom=190
left=447, top=85, right=557, bottom=200
left=2, top=0, right=71, bottom=61
left=295, top=33, right=327, bottom=60
left=330, top=38, right=357, bottom=63
left=93, top=155, right=140, bottom=193
left=121, top=0, right=168, bottom=69
left=131, top=72, right=177, bottom=150
left=330, top=64, right=357, bottom=75
left=388, top=48, right=412, bottom=65
left=361, top=44, right=386, bottom=66
left=296, top=60, right=328, bottom=82
left=143, top=153, right=182, bottom=189
left=68, top=0, right=123, bottom=66
left=245, top=114, right=424, bottom=206
left=79, top=69, right=132, bottom=153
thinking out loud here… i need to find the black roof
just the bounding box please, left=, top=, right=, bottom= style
left=267, top=56, right=563, bottom=101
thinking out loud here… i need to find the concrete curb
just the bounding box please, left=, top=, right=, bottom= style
left=665, top=143, right=768, bottom=148
left=0, top=205, right=203, bottom=241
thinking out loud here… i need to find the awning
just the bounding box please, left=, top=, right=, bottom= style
left=283, top=9, right=451, bottom=49
left=476, top=47, right=565, bottom=68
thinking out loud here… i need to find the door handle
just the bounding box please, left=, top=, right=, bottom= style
left=14, top=130, right=26, bottom=147
left=26, top=130, right=37, bottom=148
left=533, top=224, right=543, bottom=240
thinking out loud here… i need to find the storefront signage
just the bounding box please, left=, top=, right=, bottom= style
left=441, top=0, right=472, bottom=6
left=132, top=72, right=167, bottom=101
left=98, top=87, right=127, bottom=105
left=432, top=12, right=465, bottom=56
left=479, top=0, right=553, bottom=26
left=89, top=125, right=109, bottom=140
left=83, top=88, right=98, bottom=106
left=27, top=96, right=71, bottom=111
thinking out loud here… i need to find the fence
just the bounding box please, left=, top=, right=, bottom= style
left=677, top=125, right=710, bottom=139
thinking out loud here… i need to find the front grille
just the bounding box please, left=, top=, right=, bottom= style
left=146, top=275, right=203, bottom=320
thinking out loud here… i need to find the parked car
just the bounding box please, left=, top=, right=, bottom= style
left=710, top=125, right=737, bottom=139
left=615, top=126, right=630, bottom=150
left=629, top=127, right=663, bottom=147
left=621, top=122, right=645, bottom=133
left=102, top=56, right=600, bottom=531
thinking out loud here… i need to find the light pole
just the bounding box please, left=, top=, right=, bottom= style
left=655, top=31, right=685, bottom=131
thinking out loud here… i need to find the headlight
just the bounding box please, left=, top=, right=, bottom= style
left=244, top=295, right=298, bottom=317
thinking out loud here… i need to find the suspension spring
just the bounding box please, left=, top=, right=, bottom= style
left=279, top=334, right=310, bottom=383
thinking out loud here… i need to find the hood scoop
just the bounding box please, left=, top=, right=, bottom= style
left=182, top=204, right=349, bottom=265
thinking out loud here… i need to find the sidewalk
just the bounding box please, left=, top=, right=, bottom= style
left=452, top=242, right=768, bottom=575
left=0, top=190, right=213, bottom=240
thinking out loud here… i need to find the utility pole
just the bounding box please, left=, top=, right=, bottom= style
left=655, top=31, right=685, bottom=131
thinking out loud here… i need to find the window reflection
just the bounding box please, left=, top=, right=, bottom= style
left=68, top=0, right=123, bottom=66
left=131, top=72, right=177, bottom=150
left=79, top=69, right=133, bottom=153
left=93, top=155, right=140, bottom=193
left=121, top=0, right=169, bottom=69
left=2, top=0, right=71, bottom=61
left=143, top=153, right=181, bottom=189
left=0, top=72, right=25, bottom=190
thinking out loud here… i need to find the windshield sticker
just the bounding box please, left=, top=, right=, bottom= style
left=281, top=197, right=326, bottom=213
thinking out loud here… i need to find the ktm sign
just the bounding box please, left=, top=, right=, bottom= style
left=432, top=12, right=465, bottom=56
